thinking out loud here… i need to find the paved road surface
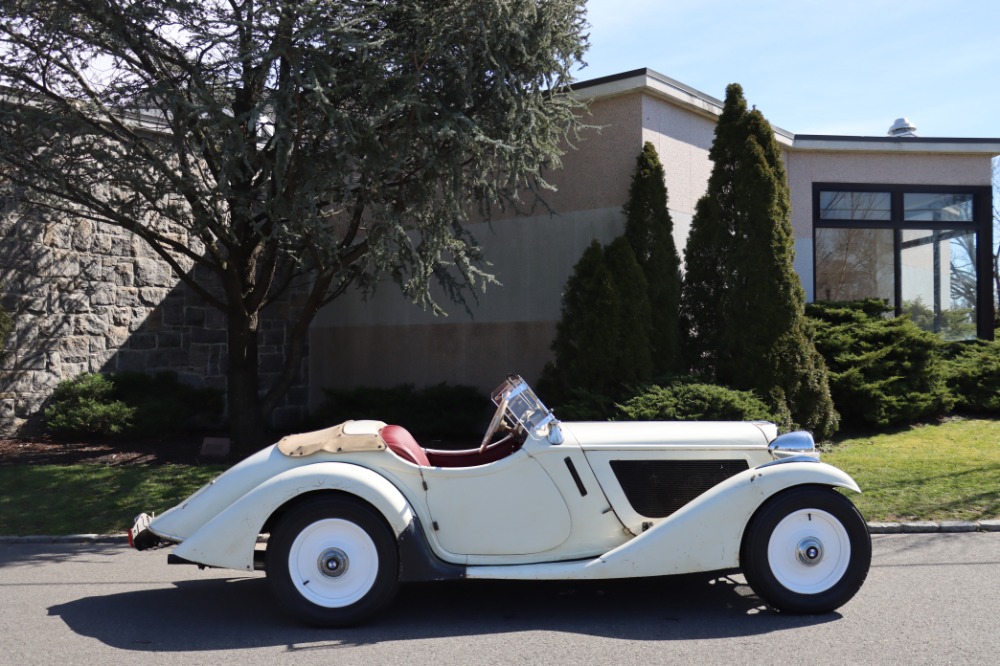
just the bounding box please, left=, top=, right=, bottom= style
left=1, top=533, right=998, bottom=665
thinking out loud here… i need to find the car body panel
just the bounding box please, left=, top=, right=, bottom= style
left=169, top=461, right=414, bottom=571
left=137, top=377, right=861, bottom=594
left=422, top=447, right=572, bottom=555
left=465, top=460, right=860, bottom=581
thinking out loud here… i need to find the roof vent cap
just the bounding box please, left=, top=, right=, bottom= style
left=888, top=117, right=918, bottom=137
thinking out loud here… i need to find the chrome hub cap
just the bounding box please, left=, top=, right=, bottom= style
left=795, top=537, right=824, bottom=566
left=319, top=547, right=350, bottom=578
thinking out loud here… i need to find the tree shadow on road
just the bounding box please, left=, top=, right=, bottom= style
left=48, top=572, right=839, bottom=652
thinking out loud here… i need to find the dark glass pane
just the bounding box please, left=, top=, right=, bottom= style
left=903, top=193, right=973, bottom=223
left=819, top=191, right=891, bottom=221
left=899, top=229, right=977, bottom=340
left=814, top=227, right=894, bottom=302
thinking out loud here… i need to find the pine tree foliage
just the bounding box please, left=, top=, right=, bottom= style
left=680, top=84, right=838, bottom=438
left=604, top=236, right=653, bottom=385
left=539, top=237, right=652, bottom=401
left=0, top=0, right=588, bottom=446
left=623, top=142, right=681, bottom=375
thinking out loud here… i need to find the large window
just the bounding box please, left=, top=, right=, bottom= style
left=814, top=184, right=993, bottom=340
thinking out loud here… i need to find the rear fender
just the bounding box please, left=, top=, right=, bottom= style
left=466, top=460, right=861, bottom=580
left=170, top=462, right=414, bottom=571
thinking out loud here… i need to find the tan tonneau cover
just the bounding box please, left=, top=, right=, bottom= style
left=277, top=421, right=387, bottom=457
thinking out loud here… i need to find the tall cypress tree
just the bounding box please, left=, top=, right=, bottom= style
left=540, top=237, right=653, bottom=401
left=623, top=142, right=682, bottom=375
left=680, top=84, right=838, bottom=438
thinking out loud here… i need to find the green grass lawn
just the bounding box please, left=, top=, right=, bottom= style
left=0, top=463, right=223, bottom=535
left=0, top=417, right=997, bottom=535
left=823, top=417, right=1000, bottom=522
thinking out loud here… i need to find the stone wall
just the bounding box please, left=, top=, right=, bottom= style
left=0, top=199, right=308, bottom=436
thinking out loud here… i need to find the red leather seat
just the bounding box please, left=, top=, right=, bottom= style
left=380, top=425, right=430, bottom=467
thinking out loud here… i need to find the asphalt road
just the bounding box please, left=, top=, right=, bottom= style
left=1, top=533, right=998, bottom=665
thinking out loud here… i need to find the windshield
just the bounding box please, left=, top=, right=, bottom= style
left=490, top=376, right=557, bottom=433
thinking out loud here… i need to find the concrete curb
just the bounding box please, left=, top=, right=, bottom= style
left=867, top=520, right=1000, bottom=534
left=1, top=522, right=1000, bottom=544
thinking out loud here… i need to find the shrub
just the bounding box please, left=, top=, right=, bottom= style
left=45, top=373, right=135, bottom=437
left=315, top=383, right=491, bottom=440
left=806, top=300, right=953, bottom=429
left=616, top=381, right=775, bottom=423
left=110, top=372, right=224, bottom=437
left=941, top=339, right=1000, bottom=414
left=44, top=371, right=223, bottom=439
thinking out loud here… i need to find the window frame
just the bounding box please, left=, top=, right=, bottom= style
left=812, top=182, right=994, bottom=340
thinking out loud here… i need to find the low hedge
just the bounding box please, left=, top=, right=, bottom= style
left=806, top=300, right=954, bottom=429
left=44, top=371, right=223, bottom=439
left=616, top=381, right=776, bottom=422
left=941, top=338, right=1000, bottom=414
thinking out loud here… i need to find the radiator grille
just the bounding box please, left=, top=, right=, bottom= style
left=609, top=459, right=749, bottom=518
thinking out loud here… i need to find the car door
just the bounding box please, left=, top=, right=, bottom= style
left=421, top=449, right=572, bottom=556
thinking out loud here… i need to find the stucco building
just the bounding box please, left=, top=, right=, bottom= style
left=309, top=68, right=998, bottom=405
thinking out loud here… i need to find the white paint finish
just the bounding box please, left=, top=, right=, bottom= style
left=168, top=462, right=415, bottom=571
left=560, top=420, right=776, bottom=450
left=767, top=508, right=851, bottom=594
left=423, top=449, right=572, bottom=556
left=287, top=518, right=380, bottom=607
left=464, top=461, right=861, bottom=581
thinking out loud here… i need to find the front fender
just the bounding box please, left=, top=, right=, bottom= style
left=170, top=462, right=415, bottom=572
left=466, top=460, right=861, bottom=581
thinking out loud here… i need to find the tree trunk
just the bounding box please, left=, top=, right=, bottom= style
left=227, top=310, right=267, bottom=456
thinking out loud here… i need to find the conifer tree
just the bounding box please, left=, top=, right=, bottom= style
left=680, top=84, right=838, bottom=438
left=539, top=237, right=652, bottom=401
left=604, top=236, right=653, bottom=386
left=623, top=142, right=682, bottom=375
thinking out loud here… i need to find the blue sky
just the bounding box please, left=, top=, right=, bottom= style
left=578, top=0, right=1000, bottom=138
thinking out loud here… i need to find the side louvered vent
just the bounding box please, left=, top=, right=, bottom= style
left=609, top=460, right=749, bottom=518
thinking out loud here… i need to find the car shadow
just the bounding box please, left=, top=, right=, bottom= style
left=48, top=573, right=839, bottom=652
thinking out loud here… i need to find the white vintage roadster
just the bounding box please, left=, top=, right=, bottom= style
left=130, top=375, right=871, bottom=625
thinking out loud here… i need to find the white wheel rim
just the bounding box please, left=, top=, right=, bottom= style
left=767, top=508, right=851, bottom=595
left=288, top=518, right=379, bottom=608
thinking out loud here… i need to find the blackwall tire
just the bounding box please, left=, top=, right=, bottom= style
left=741, top=486, right=871, bottom=614
left=267, top=496, right=399, bottom=626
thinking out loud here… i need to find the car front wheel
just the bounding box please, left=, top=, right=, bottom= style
left=267, top=495, right=399, bottom=626
left=741, top=486, right=871, bottom=614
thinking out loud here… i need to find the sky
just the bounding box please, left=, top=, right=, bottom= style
left=577, top=0, right=1000, bottom=138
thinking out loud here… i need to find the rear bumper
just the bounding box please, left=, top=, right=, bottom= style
left=128, top=513, right=162, bottom=550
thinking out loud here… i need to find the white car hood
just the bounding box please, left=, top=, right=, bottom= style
left=558, top=420, right=777, bottom=450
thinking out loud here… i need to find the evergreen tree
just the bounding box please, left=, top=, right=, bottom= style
left=604, top=236, right=653, bottom=386
left=539, top=238, right=652, bottom=402
left=623, top=142, right=682, bottom=375
left=680, top=84, right=838, bottom=438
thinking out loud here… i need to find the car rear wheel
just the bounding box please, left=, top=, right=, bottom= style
left=267, top=496, right=399, bottom=626
left=741, top=486, right=871, bottom=614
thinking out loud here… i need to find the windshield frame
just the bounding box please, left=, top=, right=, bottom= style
left=490, top=375, right=557, bottom=434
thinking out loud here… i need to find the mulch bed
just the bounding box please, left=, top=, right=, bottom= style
left=0, top=435, right=208, bottom=466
